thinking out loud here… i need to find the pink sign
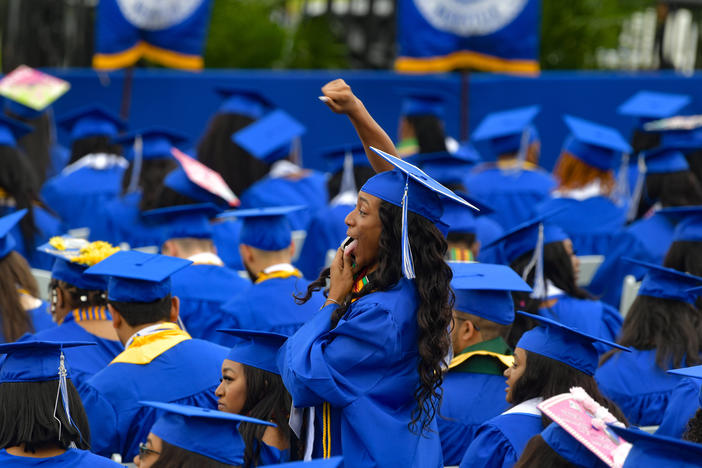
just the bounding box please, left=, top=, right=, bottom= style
left=0, top=65, right=70, bottom=111
left=171, top=148, right=240, bottom=207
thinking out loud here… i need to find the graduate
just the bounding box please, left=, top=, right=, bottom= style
left=41, top=105, right=127, bottom=232
left=596, top=259, right=702, bottom=426
left=662, top=206, right=702, bottom=284
left=0, top=210, right=54, bottom=342
left=396, top=88, right=453, bottom=157
left=609, top=424, right=702, bottom=467
left=218, top=206, right=323, bottom=336
left=439, top=262, right=532, bottom=465
left=0, top=114, right=63, bottom=269
left=487, top=212, right=622, bottom=349
left=79, top=250, right=229, bottom=460
left=134, top=401, right=274, bottom=468
left=278, top=78, right=477, bottom=467
left=656, top=365, right=702, bottom=439
left=0, top=341, right=122, bottom=466
left=217, top=329, right=300, bottom=466
left=459, top=312, right=628, bottom=468
left=26, top=237, right=122, bottom=391
left=535, top=115, right=630, bottom=255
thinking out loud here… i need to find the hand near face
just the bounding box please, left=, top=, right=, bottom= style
left=327, top=239, right=359, bottom=304
left=320, top=79, right=361, bottom=116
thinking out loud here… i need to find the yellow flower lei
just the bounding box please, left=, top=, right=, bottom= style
left=49, top=237, right=119, bottom=266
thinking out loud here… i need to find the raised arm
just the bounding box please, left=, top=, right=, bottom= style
left=320, top=78, right=396, bottom=173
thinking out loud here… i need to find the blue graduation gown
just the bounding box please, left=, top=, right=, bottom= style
left=1, top=205, right=64, bottom=270
left=587, top=212, right=675, bottom=308
left=211, top=219, right=244, bottom=270
left=171, top=263, right=250, bottom=344
left=258, top=442, right=290, bottom=466
left=41, top=161, right=125, bottom=232
left=476, top=216, right=505, bottom=264
left=46, top=143, right=70, bottom=180
left=595, top=349, right=683, bottom=426
left=219, top=271, right=323, bottom=337
left=463, top=164, right=556, bottom=230
left=81, top=328, right=227, bottom=460
left=91, top=193, right=166, bottom=248
left=296, top=203, right=352, bottom=280
left=0, top=448, right=122, bottom=467
left=656, top=377, right=701, bottom=439
left=239, top=172, right=328, bottom=231
left=459, top=398, right=543, bottom=468
left=279, top=279, right=444, bottom=468
left=535, top=196, right=627, bottom=256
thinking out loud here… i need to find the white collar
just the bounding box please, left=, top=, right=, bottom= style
left=124, top=323, right=169, bottom=349
left=502, top=397, right=543, bottom=416
left=187, top=252, right=223, bottom=266
left=269, top=160, right=302, bottom=178
left=62, top=153, right=128, bottom=175
left=553, top=180, right=604, bottom=201
left=330, top=190, right=357, bottom=207
left=262, top=263, right=296, bottom=274
left=545, top=280, right=566, bottom=298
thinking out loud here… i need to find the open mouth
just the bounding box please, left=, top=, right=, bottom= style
left=344, top=236, right=358, bottom=263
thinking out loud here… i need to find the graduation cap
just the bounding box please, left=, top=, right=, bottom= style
left=562, top=115, right=632, bottom=170
left=57, top=105, right=125, bottom=142
left=453, top=141, right=482, bottom=164
left=84, top=250, right=192, bottom=303
left=232, top=109, right=306, bottom=164
left=541, top=423, right=609, bottom=468
left=642, top=147, right=690, bottom=174
left=260, top=457, right=344, bottom=467
left=441, top=192, right=493, bottom=235
left=0, top=209, right=26, bottom=259
left=140, top=401, right=275, bottom=466
left=360, top=147, right=478, bottom=279
left=657, top=206, right=702, bottom=242
left=141, top=204, right=220, bottom=242
left=668, top=364, right=702, bottom=408
left=622, top=257, right=702, bottom=304
left=215, top=87, right=274, bottom=119
left=217, top=205, right=305, bottom=251
left=472, top=105, right=541, bottom=157
left=217, top=329, right=288, bottom=375
left=114, top=127, right=188, bottom=161
left=608, top=424, right=702, bottom=468
left=319, top=143, right=369, bottom=174
left=618, top=90, right=691, bottom=123
left=516, top=311, right=630, bottom=376
left=450, top=262, right=531, bottom=325
left=0, top=114, right=32, bottom=147
left=38, top=238, right=120, bottom=291
left=399, top=88, right=447, bottom=118
left=405, top=150, right=477, bottom=185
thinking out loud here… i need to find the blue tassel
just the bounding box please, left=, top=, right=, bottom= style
left=401, top=177, right=415, bottom=279
left=54, top=350, right=84, bottom=444
left=522, top=223, right=546, bottom=299
left=127, top=135, right=143, bottom=194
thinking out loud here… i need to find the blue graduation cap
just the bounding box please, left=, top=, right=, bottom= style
left=618, top=91, right=691, bottom=123
left=260, top=457, right=344, bottom=468
left=608, top=424, right=702, bottom=468
left=319, top=143, right=370, bottom=174
left=643, top=147, right=690, bottom=174
left=0, top=209, right=26, bottom=259
left=399, top=88, right=447, bottom=117
left=541, top=423, right=608, bottom=468
left=441, top=192, right=493, bottom=235
left=450, top=262, right=531, bottom=325
left=622, top=257, right=702, bottom=304
left=562, top=115, right=632, bottom=170
left=361, top=147, right=478, bottom=279
left=668, top=364, right=702, bottom=408
left=516, top=311, right=630, bottom=376
left=405, top=150, right=477, bottom=185
left=84, top=250, right=192, bottom=303
left=472, top=105, right=541, bottom=157
left=217, top=329, right=288, bottom=375
left=37, top=238, right=120, bottom=291
left=140, top=401, right=274, bottom=466
left=657, top=206, right=702, bottom=243
left=57, top=105, right=125, bottom=142
left=114, top=127, right=188, bottom=161
left=232, top=109, right=306, bottom=163
left=141, top=204, right=220, bottom=242
left=0, top=114, right=32, bottom=147
left=215, top=87, right=274, bottom=119
left=217, top=205, right=305, bottom=251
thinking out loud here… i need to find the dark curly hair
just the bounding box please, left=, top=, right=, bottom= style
left=684, top=408, right=702, bottom=443
left=297, top=200, right=453, bottom=435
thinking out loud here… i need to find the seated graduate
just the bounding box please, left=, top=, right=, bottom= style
left=233, top=109, right=328, bottom=232
left=0, top=341, right=122, bottom=466
left=296, top=144, right=375, bottom=280
left=218, top=206, right=323, bottom=336
left=661, top=206, right=702, bottom=309
left=134, top=401, right=274, bottom=468
left=0, top=114, right=63, bottom=269
left=79, top=251, right=229, bottom=460
left=515, top=422, right=610, bottom=468
left=26, top=237, right=121, bottom=390
left=464, top=105, right=555, bottom=230
left=42, top=105, right=127, bottom=233
left=0, top=210, right=54, bottom=342
left=395, top=88, right=454, bottom=158
left=535, top=116, right=630, bottom=256
left=217, top=329, right=300, bottom=466
left=657, top=364, right=702, bottom=440
left=487, top=212, right=622, bottom=349
left=439, top=262, right=532, bottom=465
left=459, top=312, right=627, bottom=468
left=596, top=258, right=702, bottom=426
left=609, top=423, right=702, bottom=467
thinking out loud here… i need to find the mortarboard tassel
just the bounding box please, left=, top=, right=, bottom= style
left=331, top=149, right=358, bottom=206
left=522, top=223, right=546, bottom=299
left=53, top=349, right=84, bottom=444
left=126, top=135, right=143, bottom=194
left=612, top=152, right=630, bottom=208
left=401, top=176, right=416, bottom=279
left=626, top=153, right=647, bottom=222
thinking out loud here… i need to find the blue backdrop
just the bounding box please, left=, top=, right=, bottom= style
left=43, top=68, right=702, bottom=172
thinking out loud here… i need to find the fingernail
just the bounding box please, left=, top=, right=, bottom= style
left=318, top=96, right=330, bottom=102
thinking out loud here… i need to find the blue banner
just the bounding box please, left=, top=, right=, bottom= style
left=396, top=0, right=540, bottom=74
left=93, top=0, right=213, bottom=71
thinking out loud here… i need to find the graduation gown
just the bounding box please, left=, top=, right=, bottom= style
left=0, top=448, right=122, bottom=467
left=91, top=192, right=166, bottom=248
left=296, top=203, right=352, bottom=280
left=1, top=205, right=64, bottom=270
left=219, top=268, right=322, bottom=337
left=439, top=338, right=512, bottom=465
left=476, top=217, right=505, bottom=264
left=81, top=323, right=227, bottom=460
left=258, top=442, right=290, bottom=466
left=279, top=278, right=443, bottom=468
left=595, top=349, right=684, bottom=426
left=459, top=398, right=543, bottom=468
left=171, top=261, right=250, bottom=344
left=463, top=163, right=556, bottom=230
left=656, top=377, right=701, bottom=439
left=211, top=219, right=244, bottom=270
left=587, top=212, right=675, bottom=308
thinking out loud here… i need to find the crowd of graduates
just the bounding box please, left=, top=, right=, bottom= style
left=1, top=76, right=702, bottom=467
